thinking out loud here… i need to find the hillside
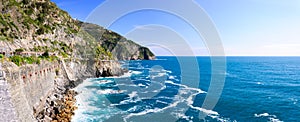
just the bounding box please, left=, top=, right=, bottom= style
left=0, top=0, right=155, bottom=63
left=79, top=22, right=155, bottom=60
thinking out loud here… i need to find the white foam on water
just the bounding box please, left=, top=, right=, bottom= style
left=73, top=78, right=127, bottom=121
left=156, top=100, right=169, bottom=105
left=122, top=79, right=210, bottom=122
left=256, top=82, right=263, bottom=85
left=186, top=91, right=219, bottom=116
left=190, top=105, right=219, bottom=116
left=254, top=113, right=283, bottom=122
left=166, top=70, right=172, bottom=73
left=289, top=98, right=298, bottom=105
left=154, top=58, right=168, bottom=61
left=128, top=91, right=138, bottom=98
left=126, top=105, right=141, bottom=113
left=254, top=113, right=274, bottom=117
left=111, top=91, right=141, bottom=106
left=96, top=89, right=124, bottom=95
left=138, top=83, right=146, bottom=87
left=165, top=80, right=206, bottom=94
left=123, top=100, right=182, bottom=122
left=72, top=79, right=102, bottom=122
left=73, top=72, right=221, bottom=122
left=98, top=80, right=114, bottom=85
left=169, top=75, right=175, bottom=80
left=269, top=117, right=284, bottom=122
left=150, top=72, right=167, bottom=79
left=117, top=83, right=139, bottom=87
left=172, top=113, right=192, bottom=122
left=131, top=71, right=143, bottom=75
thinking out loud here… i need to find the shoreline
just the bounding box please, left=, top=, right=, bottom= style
left=1, top=58, right=129, bottom=121
left=51, top=90, right=78, bottom=122
left=35, top=71, right=94, bottom=121
left=36, top=61, right=128, bottom=121
left=70, top=70, right=131, bottom=122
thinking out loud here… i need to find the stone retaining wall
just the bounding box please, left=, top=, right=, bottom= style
left=1, top=62, right=60, bottom=121
left=0, top=59, right=123, bottom=121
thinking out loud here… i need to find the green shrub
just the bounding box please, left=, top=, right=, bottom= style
left=0, top=54, right=4, bottom=59
left=60, top=51, right=68, bottom=58
left=24, top=8, right=34, bottom=15
left=49, top=55, right=58, bottom=62
left=41, top=50, right=50, bottom=58
left=10, top=55, right=42, bottom=66
left=10, top=55, right=23, bottom=66
left=95, top=46, right=113, bottom=60
left=15, top=48, right=24, bottom=54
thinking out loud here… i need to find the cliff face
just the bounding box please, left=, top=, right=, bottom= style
left=79, top=23, right=155, bottom=60
left=0, top=0, right=78, bottom=44
left=0, top=0, right=155, bottom=60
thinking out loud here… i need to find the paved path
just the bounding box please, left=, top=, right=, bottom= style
left=60, top=59, right=76, bottom=81
left=0, top=79, right=18, bottom=122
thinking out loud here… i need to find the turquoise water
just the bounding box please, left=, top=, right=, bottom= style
left=73, top=57, right=300, bottom=122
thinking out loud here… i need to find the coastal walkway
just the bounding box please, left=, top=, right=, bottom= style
left=0, top=75, right=18, bottom=121
left=60, top=58, right=76, bottom=81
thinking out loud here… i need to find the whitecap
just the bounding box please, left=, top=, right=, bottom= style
left=123, top=100, right=182, bottom=121
left=169, top=75, right=175, bottom=80
left=256, top=82, right=263, bottom=85
left=131, top=71, right=143, bottom=75
left=96, top=89, right=124, bottom=95
left=138, top=83, right=146, bottom=87
left=172, top=113, right=191, bottom=121
left=254, top=113, right=283, bottom=122
left=254, top=113, right=274, bottom=117
left=165, top=80, right=206, bottom=94
left=98, top=80, right=114, bottom=84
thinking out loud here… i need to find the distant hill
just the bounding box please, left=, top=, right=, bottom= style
left=79, top=22, right=155, bottom=60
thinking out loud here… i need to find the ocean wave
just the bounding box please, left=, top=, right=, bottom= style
left=96, top=89, right=124, bottom=95
left=172, top=113, right=192, bottom=121
left=254, top=113, right=283, bottom=122
left=110, top=91, right=141, bottom=106
left=123, top=100, right=182, bottom=122
left=130, top=71, right=143, bottom=75
left=168, top=75, right=175, bottom=80
left=165, top=80, right=206, bottom=94
left=97, top=80, right=114, bottom=85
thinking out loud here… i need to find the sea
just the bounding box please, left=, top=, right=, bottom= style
left=72, top=56, right=300, bottom=122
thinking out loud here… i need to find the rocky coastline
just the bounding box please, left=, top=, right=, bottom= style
left=35, top=77, right=78, bottom=122
left=0, top=0, right=154, bottom=121
left=34, top=59, right=125, bottom=122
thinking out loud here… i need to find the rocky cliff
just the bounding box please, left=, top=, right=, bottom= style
left=0, top=0, right=155, bottom=60
left=0, top=0, right=155, bottom=121
left=79, top=22, right=155, bottom=60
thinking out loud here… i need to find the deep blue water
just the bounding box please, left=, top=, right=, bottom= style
left=73, top=57, right=300, bottom=122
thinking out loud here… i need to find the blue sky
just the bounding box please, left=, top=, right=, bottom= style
left=51, top=0, right=300, bottom=56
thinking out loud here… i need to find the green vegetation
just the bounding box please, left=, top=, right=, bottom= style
left=9, top=55, right=23, bottom=66
left=23, top=56, right=40, bottom=64
left=95, top=46, right=113, bottom=60
left=0, top=0, right=79, bottom=42
left=0, top=54, right=4, bottom=59
left=1, top=0, right=155, bottom=62
left=15, top=48, right=24, bottom=53
left=60, top=51, right=68, bottom=58
left=9, top=50, right=59, bottom=66
left=10, top=55, right=41, bottom=66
